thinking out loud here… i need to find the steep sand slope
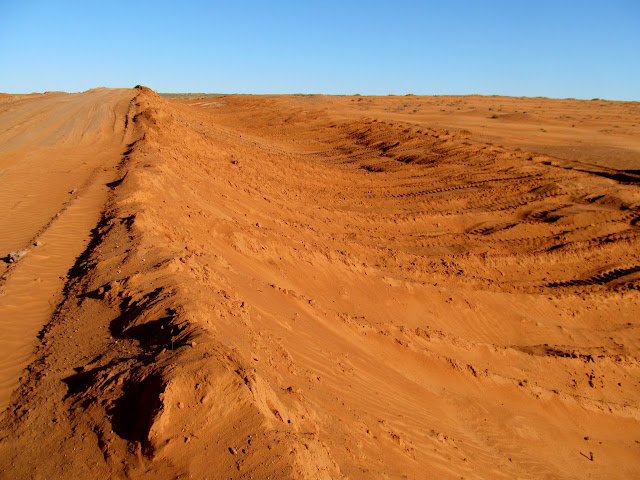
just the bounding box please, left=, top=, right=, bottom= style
left=0, top=89, right=639, bottom=479
left=0, top=88, right=137, bottom=410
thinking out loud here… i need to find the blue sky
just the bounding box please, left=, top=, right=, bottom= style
left=1, top=0, right=638, bottom=99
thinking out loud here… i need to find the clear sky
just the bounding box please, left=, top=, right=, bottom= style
left=1, top=0, right=639, bottom=100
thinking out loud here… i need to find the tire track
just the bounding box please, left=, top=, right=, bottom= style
left=548, top=265, right=640, bottom=288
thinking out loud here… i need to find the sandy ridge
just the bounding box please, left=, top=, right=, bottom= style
left=0, top=88, right=342, bottom=479
left=1, top=87, right=639, bottom=479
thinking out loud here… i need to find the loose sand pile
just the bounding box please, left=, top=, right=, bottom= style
left=0, top=87, right=639, bottom=479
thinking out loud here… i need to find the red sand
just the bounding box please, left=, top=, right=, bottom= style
left=1, top=87, right=639, bottom=479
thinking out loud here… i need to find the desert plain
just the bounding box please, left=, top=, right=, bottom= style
left=0, top=86, right=639, bottom=479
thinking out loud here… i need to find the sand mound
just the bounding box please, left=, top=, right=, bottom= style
left=1, top=90, right=639, bottom=479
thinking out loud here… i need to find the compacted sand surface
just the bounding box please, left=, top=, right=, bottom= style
left=0, top=88, right=136, bottom=410
left=0, top=87, right=639, bottom=479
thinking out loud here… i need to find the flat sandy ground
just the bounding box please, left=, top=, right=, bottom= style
left=0, top=87, right=639, bottom=479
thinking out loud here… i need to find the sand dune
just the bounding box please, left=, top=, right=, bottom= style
left=1, top=87, right=639, bottom=479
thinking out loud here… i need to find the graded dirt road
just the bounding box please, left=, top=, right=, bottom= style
left=0, top=88, right=639, bottom=479
left=0, top=88, right=136, bottom=409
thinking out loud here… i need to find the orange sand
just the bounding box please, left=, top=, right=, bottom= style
left=0, top=87, right=639, bottom=479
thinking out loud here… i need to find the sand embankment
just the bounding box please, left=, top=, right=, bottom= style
left=1, top=88, right=639, bottom=478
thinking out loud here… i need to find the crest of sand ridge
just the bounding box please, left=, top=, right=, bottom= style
left=1, top=88, right=639, bottom=479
